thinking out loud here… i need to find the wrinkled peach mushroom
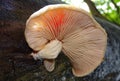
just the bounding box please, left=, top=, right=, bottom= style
left=25, top=4, right=107, bottom=77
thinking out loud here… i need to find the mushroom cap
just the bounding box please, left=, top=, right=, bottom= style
left=25, top=4, right=107, bottom=77
left=44, top=59, right=55, bottom=72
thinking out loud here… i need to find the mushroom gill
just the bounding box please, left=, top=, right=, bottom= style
left=25, top=4, right=107, bottom=77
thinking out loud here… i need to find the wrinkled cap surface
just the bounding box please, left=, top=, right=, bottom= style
left=25, top=4, right=107, bottom=77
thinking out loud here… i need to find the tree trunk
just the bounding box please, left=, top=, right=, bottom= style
left=84, top=0, right=106, bottom=19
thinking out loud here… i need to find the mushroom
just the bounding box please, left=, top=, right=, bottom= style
left=25, top=4, right=107, bottom=77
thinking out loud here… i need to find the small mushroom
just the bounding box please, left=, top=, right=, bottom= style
left=25, top=4, right=107, bottom=77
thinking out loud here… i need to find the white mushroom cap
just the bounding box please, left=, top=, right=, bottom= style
left=44, top=59, right=55, bottom=72
left=25, top=4, right=107, bottom=77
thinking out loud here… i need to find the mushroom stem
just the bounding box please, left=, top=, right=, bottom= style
left=31, top=39, right=62, bottom=60
left=31, top=52, right=42, bottom=60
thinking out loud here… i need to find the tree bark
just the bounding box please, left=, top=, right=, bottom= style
left=84, top=0, right=106, bottom=19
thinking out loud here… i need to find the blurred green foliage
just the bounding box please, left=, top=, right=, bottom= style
left=62, top=0, right=120, bottom=26
left=92, top=0, right=120, bottom=26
